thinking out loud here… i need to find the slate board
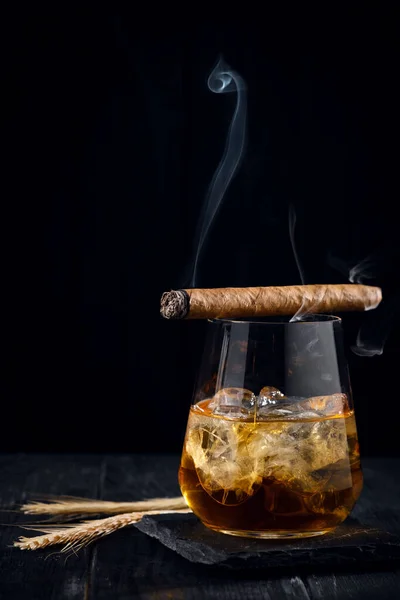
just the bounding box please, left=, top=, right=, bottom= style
left=134, top=513, right=400, bottom=570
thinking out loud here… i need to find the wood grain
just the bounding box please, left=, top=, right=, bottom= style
left=0, top=454, right=102, bottom=600
left=1, top=455, right=399, bottom=599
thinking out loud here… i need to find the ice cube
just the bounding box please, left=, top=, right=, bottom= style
left=257, top=393, right=313, bottom=420
left=258, top=386, right=285, bottom=407
left=257, top=393, right=347, bottom=420
left=185, top=411, right=263, bottom=503
left=185, top=392, right=350, bottom=502
left=244, top=423, right=331, bottom=493
left=304, top=418, right=349, bottom=471
left=245, top=416, right=349, bottom=493
left=209, top=387, right=256, bottom=417
left=303, top=393, right=348, bottom=416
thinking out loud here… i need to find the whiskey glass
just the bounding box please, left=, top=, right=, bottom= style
left=179, top=315, right=363, bottom=539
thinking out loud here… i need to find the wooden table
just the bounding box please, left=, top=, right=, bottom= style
left=1, top=454, right=399, bottom=599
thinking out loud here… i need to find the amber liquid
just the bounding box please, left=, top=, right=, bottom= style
left=179, top=399, right=363, bottom=538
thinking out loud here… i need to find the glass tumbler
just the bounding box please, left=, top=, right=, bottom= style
left=179, top=316, right=363, bottom=539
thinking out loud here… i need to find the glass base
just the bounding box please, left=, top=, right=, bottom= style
left=207, top=526, right=333, bottom=540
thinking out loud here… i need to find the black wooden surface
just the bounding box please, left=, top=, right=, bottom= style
left=0, top=455, right=399, bottom=599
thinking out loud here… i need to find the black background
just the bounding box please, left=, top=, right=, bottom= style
left=4, top=8, right=400, bottom=455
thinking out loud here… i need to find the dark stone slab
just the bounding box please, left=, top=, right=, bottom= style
left=134, top=513, right=400, bottom=570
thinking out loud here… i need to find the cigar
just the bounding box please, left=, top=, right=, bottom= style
left=160, top=284, right=382, bottom=320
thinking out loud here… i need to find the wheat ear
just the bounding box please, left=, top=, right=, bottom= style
left=21, top=496, right=187, bottom=516
left=14, top=508, right=191, bottom=552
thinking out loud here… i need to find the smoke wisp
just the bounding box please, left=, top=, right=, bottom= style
left=329, top=251, right=393, bottom=356
left=288, top=204, right=309, bottom=322
left=189, top=56, right=247, bottom=288
left=289, top=203, right=306, bottom=285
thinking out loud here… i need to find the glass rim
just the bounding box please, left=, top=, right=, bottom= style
left=208, top=314, right=342, bottom=325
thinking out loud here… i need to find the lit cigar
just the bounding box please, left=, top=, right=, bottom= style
left=160, top=284, right=382, bottom=320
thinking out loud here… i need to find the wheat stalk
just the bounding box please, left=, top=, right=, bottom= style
left=14, top=508, right=192, bottom=552
left=21, top=496, right=187, bottom=517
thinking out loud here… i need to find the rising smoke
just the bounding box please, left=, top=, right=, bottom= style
left=328, top=252, right=380, bottom=285
left=185, top=59, right=392, bottom=357
left=288, top=204, right=311, bottom=322
left=351, top=295, right=395, bottom=356
left=289, top=203, right=306, bottom=286
left=189, top=57, right=247, bottom=288
left=328, top=251, right=393, bottom=356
